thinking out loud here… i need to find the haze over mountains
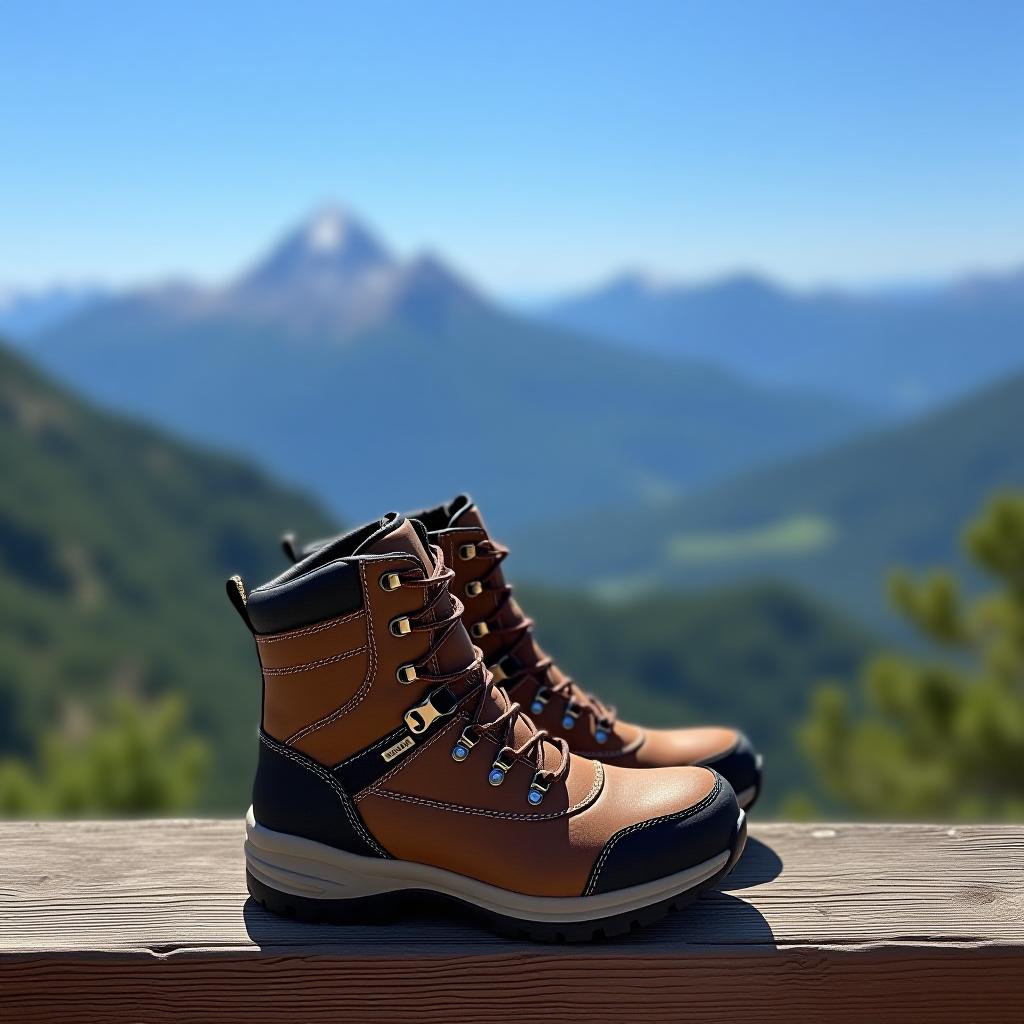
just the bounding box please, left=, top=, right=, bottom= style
left=511, top=368, right=1024, bottom=630
left=546, top=267, right=1024, bottom=412
left=0, top=285, right=109, bottom=338
left=21, top=206, right=873, bottom=528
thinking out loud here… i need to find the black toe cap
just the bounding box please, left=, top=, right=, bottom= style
left=586, top=774, right=740, bottom=896
left=698, top=732, right=761, bottom=800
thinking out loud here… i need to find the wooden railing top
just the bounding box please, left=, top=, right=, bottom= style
left=3, top=821, right=1023, bottom=1022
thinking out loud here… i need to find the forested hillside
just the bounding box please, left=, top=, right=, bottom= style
left=513, top=370, right=1024, bottom=631
left=0, top=339, right=336, bottom=808
left=520, top=583, right=871, bottom=808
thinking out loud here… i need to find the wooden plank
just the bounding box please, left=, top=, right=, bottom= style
left=2, top=821, right=1023, bottom=1022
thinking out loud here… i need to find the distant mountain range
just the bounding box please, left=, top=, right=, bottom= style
left=545, top=267, right=1024, bottom=412
left=23, top=206, right=874, bottom=529
left=0, top=285, right=109, bottom=338
left=510, top=369, right=1024, bottom=629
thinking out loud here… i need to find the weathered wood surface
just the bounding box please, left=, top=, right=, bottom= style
left=2, top=820, right=1022, bottom=1023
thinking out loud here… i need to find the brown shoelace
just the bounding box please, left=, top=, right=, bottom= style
left=470, top=538, right=619, bottom=738
left=393, top=547, right=569, bottom=796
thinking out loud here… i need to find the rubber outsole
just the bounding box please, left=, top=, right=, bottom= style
left=246, top=810, right=747, bottom=943
left=734, top=753, right=765, bottom=812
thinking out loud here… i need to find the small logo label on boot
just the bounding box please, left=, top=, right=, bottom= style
left=381, top=735, right=415, bottom=762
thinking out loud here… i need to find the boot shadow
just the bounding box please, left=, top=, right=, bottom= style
left=242, top=886, right=776, bottom=950
left=721, top=836, right=783, bottom=890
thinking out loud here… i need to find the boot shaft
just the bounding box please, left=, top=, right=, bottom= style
left=243, top=514, right=474, bottom=765
left=235, top=512, right=575, bottom=820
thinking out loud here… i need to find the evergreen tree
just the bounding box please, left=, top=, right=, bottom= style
left=0, top=694, right=208, bottom=817
left=801, top=493, right=1024, bottom=819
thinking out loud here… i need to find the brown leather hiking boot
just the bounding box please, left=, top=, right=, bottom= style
left=284, top=497, right=763, bottom=810
left=236, top=513, right=746, bottom=940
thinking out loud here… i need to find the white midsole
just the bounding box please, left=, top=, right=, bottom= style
left=245, top=806, right=737, bottom=924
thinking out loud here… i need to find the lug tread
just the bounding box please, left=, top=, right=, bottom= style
left=246, top=813, right=747, bottom=943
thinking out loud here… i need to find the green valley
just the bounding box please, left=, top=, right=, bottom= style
left=513, top=370, right=1024, bottom=631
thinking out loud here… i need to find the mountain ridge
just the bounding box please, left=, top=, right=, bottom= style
left=0, top=285, right=111, bottom=338
left=26, top=205, right=876, bottom=528
left=545, top=264, right=1024, bottom=412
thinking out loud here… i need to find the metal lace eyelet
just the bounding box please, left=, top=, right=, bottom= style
left=396, top=663, right=418, bottom=685
left=451, top=727, right=478, bottom=762
left=459, top=543, right=477, bottom=560
left=562, top=703, right=580, bottom=730
left=465, top=580, right=483, bottom=598
left=530, top=687, right=550, bottom=716
left=379, top=572, right=402, bottom=592
left=470, top=621, right=490, bottom=639
left=390, top=616, right=412, bottom=637
left=488, top=752, right=513, bottom=786
left=528, top=772, right=551, bottom=806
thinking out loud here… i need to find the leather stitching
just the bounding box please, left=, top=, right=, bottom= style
left=258, top=732, right=389, bottom=858
left=256, top=609, right=364, bottom=644
left=359, top=675, right=590, bottom=800
left=355, top=711, right=470, bottom=799
left=363, top=759, right=604, bottom=821
left=336, top=726, right=409, bottom=766
left=262, top=645, right=367, bottom=677
left=573, top=729, right=646, bottom=760
left=285, top=559, right=380, bottom=744
left=583, top=775, right=723, bottom=896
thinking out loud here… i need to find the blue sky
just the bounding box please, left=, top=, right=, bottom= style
left=2, top=1, right=1022, bottom=295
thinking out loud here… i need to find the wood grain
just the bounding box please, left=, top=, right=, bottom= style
left=2, top=821, right=1023, bottom=1022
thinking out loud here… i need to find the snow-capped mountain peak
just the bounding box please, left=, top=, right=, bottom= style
left=235, top=205, right=395, bottom=295
left=306, top=206, right=347, bottom=253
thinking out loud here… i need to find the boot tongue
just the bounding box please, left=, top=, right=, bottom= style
left=355, top=513, right=435, bottom=569
left=356, top=513, right=477, bottom=677
left=447, top=494, right=485, bottom=531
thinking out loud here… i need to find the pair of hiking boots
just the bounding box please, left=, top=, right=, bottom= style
left=230, top=495, right=762, bottom=941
